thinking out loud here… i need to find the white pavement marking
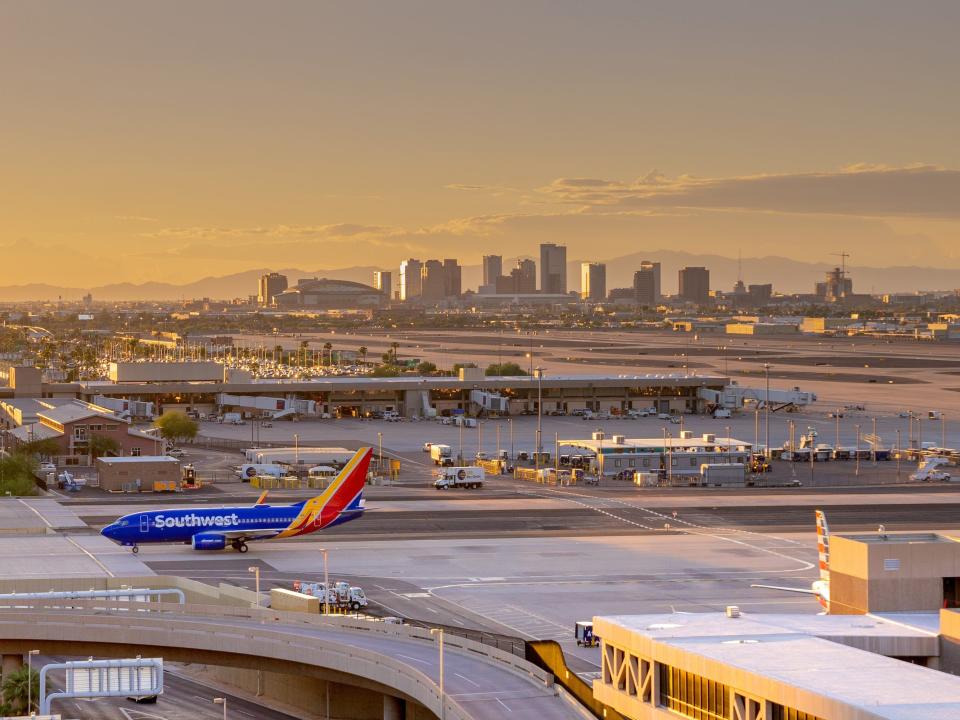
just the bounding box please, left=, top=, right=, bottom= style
left=63, top=535, right=116, bottom=578
left=496, top=698, right=513, bottom=713
left=17, top=499, right=53, bottom=528
left=455, top=672, right=481, bottom=688
left=396, top=653, right=430, bottom=665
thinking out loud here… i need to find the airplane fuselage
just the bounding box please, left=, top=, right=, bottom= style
left=101, top=500, right=363, bottom=548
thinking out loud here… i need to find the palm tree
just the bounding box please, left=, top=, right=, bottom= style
left=2, top=665, right=40, bottom=715
left=359, top=346, right=368, bottom=366
left=323, top=341, right=333, bottom=366
left=390, top=341, right=400, bottom=364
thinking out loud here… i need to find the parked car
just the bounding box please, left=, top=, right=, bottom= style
left=39, top=461, right=56, bottom=474
left=166, top=448, right=185, bottom=458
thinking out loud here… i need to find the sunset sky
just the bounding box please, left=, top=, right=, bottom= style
left=2, top=1, right=959, bottom=287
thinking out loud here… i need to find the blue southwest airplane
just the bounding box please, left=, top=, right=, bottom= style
left=101, top=448, right=372, bottom=553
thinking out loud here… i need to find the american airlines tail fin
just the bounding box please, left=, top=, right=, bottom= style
left=816, top=509, right=830, bottom=583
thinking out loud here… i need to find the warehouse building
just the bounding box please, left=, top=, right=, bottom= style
left=96, top=455, right=181, bottom=492
left=560, top=431, right=752, bottom=478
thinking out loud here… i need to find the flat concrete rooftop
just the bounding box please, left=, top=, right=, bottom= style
left=842, top=532, right=957, bottom=544
left=596, top=612, right=960, bottom=719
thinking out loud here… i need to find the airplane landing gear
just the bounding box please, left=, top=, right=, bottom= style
left=233, top=540, right=248, bottom=553
left=131, top=545, right=139, bottom=554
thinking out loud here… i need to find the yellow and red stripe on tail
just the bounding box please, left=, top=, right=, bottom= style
left=815, top=509, right=830, bottom=582
left=277, top=448, right=372, bottom=538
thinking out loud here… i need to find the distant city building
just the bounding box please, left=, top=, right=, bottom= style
left=482, top=255, right=503, bottom=286
left=515, top=258, right=537, bottom=293
left=815, top=266, right=853, bottom=302
left=420, top=259, right=461, bottom=302
left=633, top=261, right=661, bottom=305
left=274, top=278, right=383, bottom=309
left=257, top=272, right=288, bottom=306
left=399, top=259, right=422, bottom=301
left=497, top=259, right=537, bottom=294
left=580, top=262, right=606, bottom=301
left=443, top=258, right=462, bottom=297
left=373, top=271, right=392, bottom=300
left=539, top=243, right=567, bottom=294
left=748, top=283, right=773, bottom=304
left=606, top=287, right=636, bottom=303
left=678, top=266, right=710, bottom=304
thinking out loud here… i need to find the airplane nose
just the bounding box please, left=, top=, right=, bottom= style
left=101, top=523, right=118, bottom=539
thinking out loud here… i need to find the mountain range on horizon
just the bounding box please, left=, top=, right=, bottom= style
left=1, top=251, right=957, bottom=302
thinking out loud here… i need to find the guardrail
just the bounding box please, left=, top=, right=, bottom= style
left=0, top=603, right=476, bottom=720
left=0, top=599, right=557, bottom=717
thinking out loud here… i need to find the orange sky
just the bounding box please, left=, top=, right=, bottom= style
left=2, top=1, right=959, bottom=286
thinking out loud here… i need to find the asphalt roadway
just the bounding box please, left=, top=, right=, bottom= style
left=40, top=658, right=297, bottom=720
left=11, top=610, right=576, bottom=720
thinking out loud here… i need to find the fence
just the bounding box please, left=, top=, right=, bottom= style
left=402, top=617, right=526, bottom=658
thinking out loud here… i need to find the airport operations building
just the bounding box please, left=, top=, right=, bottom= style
left=0, top=362, right=730, bottom=421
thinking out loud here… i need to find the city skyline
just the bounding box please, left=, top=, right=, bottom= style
left=3, top=2, right=959, bottom=287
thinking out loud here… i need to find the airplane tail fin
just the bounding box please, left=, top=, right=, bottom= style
left=280, top=448, right=372, bottom=536
left=816, top=509, right=830, bottom=582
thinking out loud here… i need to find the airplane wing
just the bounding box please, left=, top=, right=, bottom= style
left=219, top=528, right=287, bottom=542
left=750, top=583, right=818, bottom=595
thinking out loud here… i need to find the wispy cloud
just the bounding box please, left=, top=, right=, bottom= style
left=114, top=214, right=160, bottom=222
left=540, top=164, right=960, bottom=219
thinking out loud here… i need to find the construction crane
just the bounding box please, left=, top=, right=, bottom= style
left=831, top=250, right=850, bottom=276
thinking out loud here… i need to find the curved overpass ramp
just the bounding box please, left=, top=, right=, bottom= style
left=0, top=601, right=586, bottom=720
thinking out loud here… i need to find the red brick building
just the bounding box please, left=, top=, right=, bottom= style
left=8, top=400, right=162, bottom=467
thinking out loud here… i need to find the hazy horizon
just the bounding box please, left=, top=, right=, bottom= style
left=3, top=1, right=959, bottom=286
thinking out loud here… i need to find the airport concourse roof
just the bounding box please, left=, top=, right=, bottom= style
left=597, top=613, right=960, bottom=719
left=841, top=532, right=957, bottom=545
left=75, top=371, right=728, bottom=392
left=562, top=437, right=751, bottom=451
left=97, top=455, right=179, bottom=464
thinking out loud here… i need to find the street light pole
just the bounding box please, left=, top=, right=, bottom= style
left=509, top=418, right=514, bottom=461
left=763, top=363, right=771, bottom=458
left=897, top=429, right=902, bottom=481
left=248, top=566, right=260, bottom=611
left=214, top=697, right=227, bottom=720
left=872, top=417, right=877, bottom=465
left=28, top=649, right=38, bottom=713
left=320, top=548, right=329, bottom=615
left=458, top=420, right=463, bottom=465
left=855, top=424, right=861, bottom=476
left=430, top=628, right=445, bottom=720
left=535, top=368, right=544, bottom=463
left=378, top=432, right=383, bottom=475
left=596, top=429, right=605, bottom=481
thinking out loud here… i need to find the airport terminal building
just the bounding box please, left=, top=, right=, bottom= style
left=0, top=363, right=728, bottom=421
left=590, top=530, right=960, bottom=720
